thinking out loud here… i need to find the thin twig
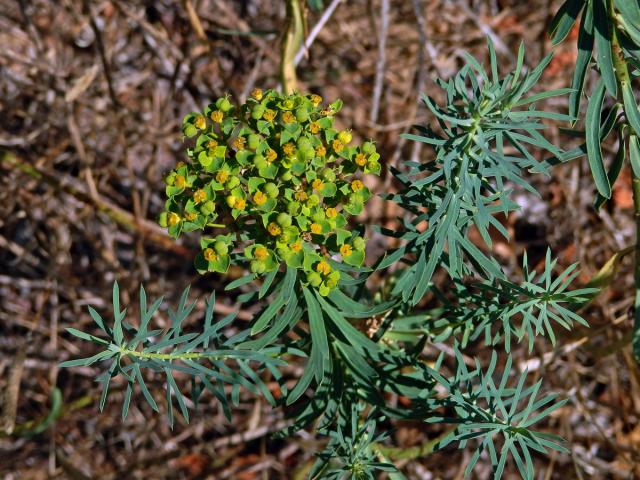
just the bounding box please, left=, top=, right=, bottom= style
left=370, top=0, right=389, bottom=124
left=294, top=0, right=343, bottom=66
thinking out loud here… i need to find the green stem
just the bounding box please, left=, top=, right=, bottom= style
left=608, top=0, right=640, bottom=361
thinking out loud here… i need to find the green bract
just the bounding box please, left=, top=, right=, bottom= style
left=162, top=89, right=379, bottom=294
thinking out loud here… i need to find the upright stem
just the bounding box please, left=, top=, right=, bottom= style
left=280, top=0, right=304, bottom=94
left=608, top=0, right=640, bottom=360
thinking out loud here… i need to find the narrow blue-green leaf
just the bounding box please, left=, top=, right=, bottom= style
left=622, top=81, right=640, bottom=135
left=593, top=0, right=617, bottom=96
left=585, top=78, right=611, bottom=198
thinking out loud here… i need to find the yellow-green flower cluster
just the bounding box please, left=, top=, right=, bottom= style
left=159, top=89, right=380, bottom=295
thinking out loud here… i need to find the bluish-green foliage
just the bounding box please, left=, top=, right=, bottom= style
left=58, top=28, right=621, bottom=480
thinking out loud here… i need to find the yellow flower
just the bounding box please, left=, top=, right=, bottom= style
left=215, top=170, right=229, bottom=184
left=194, top=115, right=206, bottom=129
left=203, top=248, right=217, bottom=261
left=253, top=191, right=267, bottom=206
left=184, top=211, right=197, bottom=221
left=290, top=240, right=302, bottom=252
left=176, top=161, right=186, bottom=168
left=316, top=260, right=331, bottom=275
left=168, top=212, right=181, bottom=226
left=234, top=198, right=246, bottom=210
left=267, top=222, right=282, bottom=236
left=310, top=223, right=322, bottom=234
left=310, top=94, right=322, bottom=107
left=175, top=175, right=187, bottom=188
left=251, top=88, right=263, bottom=100
left=254, top=246, right=269, bottom=261
left=315, top=145, right=326, bottom=157
left=309, top=122, right=320, bottom=134
left=206, top=140, right=218, bottom=150
left=332, top=139, right=344, bottom=152
left=340, top=244, right=353, bottom=257
left=312, top=179, right=324, bottom=190
left=355, top=153, right=367, bottom=167
left=283, top=142, right=296, bottom=156
left=325, top=207, right=338, bottom=219
left=193, top=189, right=207, bottom=204
left=282, top=111, right=295, bottom=124
left=210, top=110, right=224, bottom=123
left=263, top=109, right=276, bottom=122
left=232, top=137, right=246, bottom=150
left=351, top=179, right=364, bottom=192
left=294, top=190, right=308, bottom=202
left=266, top=148, right=277, bottom=162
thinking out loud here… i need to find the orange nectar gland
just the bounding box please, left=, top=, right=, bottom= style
left=176, top=161, right=186, bottom=168
left=251, top=88, right=263, bottom=100
left=312, top=179, right=324, bottom=190
left=326, top=207, right=338, bottom=219
left=185, top=212, right=197, bottom=221
left=210, top=110, right=224, bottom=123
left=234, top=198, right=246, bottom=210
left=282, top=111, right=295, bottom=124
left=232, top=137, right=246, bottom=150
left=283, top=143, right=296, bottom=156
left=263, top=109, right=276, bottom=122
left=340, top=244, right=353, bottom=257
left=215, top=170, right=229, bottom=184
left=351, top=179, right=364, bottom=192
left=355, top=153, right=367, bottom=167
left=266, top=148, right=277, bottom=162
left=316, top=260, right=331, bottom=275
left=290, top=240, right=302, bottom=252
left=194, top=115, right=206, bottom=129
left=332, top=139, right=344, bottom=152
left=253, top=191, right=267, bottom=206
left=193, top=189, right=207, bottom=204
left=254, top=246, right=269, bottom=261
left=203, top=248, right=218, bottom=261
left=315, top=145, right=326, bottom=157
left=168, top=212, right=181, bottom=226
left=310, top=94, right=322, bottom=107
left=294, top=190, right=308, bottom=202
left=175, top=174, right=187, bottom=188
left=310, top=223, right=322, bottom=234
left=267, top=222, right=282, bottom=236
left=309, top=122, right=320, bottom=134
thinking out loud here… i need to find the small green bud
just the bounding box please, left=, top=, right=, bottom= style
left=251, top=104, right=266, bottom=120
left=337, top=129, right=352, bottom=145
left=281, top=171, right=293, bottom=181
left=321, top=168, right=336, bottom=182
left=158, top=212, right=168, bottom=227
left=214, top=240, right=229, bottom=255
left=307, top=194, right=320, bottom=207
left=295, top=107, right=309, bottom=123
left=183, top=124, right=198, bottom=137
left=226, top=195, right=237, bottom=208
left=277, top=212, right=292, bottom=227
left=165, top=172, right=176, bottom=186
left=307, top=271, right=322, bottom=287
left=201, top=200, right=216, bottom=215
left=362, top=141, right=375, bottom=154
left=283, top=98, right=295, bottom=109
left=353, top=236, right=366, bottom=250
left=264, top=182, right=279, bottom=198
left=253, top=155, right=267, bottom=170
left=250, top=260, right=266, bottom=274
left=216, top=96, right=232, bottom=112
